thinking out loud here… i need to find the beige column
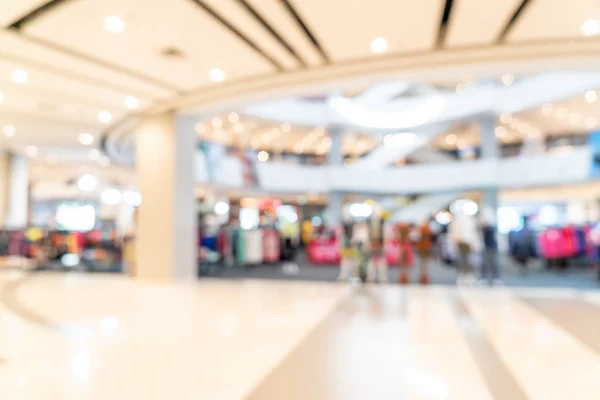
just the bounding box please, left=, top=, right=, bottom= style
left=135, top=112, right=197, bottom=282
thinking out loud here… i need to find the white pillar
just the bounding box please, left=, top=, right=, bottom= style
left=135, top=112, right=197, bottom=282
left=326, top=125, right=344, bottom=227
left=4, top=154, right=29, bottom=229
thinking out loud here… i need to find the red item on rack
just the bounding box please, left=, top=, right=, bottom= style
left=262, top=228, right=280, bottom=263
left=538, top=228, right=571, bottom=259
left=307, top=237, right=340, bottom=265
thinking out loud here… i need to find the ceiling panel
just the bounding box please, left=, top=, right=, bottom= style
left=24, top=0, right=275, bottom=89
left=204, top=0, right=299, bottom=70
left=0, top=87, right=124, bottom=128
left=445, top=0, right=523, bottom=46
left=289, top=0, right=444, bottom=62
left=247, top=0, right=324, bottom=67
left=0, top=0, right=47, bottom=26
left=0, top=59, right=148, bottom=108
left=0, top=31, right=175, bottom=100
left=507, top=0, right=597, bottom=41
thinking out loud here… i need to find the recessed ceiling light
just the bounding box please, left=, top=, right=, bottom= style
left=370, top=37, right=388, bottom=53
left=2, top=125, right=16, bottom=137
left=585, top=90, right=597, bottom=103
left=25, top=145, right=37, bottom=158
left=541, top=103, right=553, bottom=115
left=11, top=69, right=28, bottom=84
left=88, top=149, right=100, bottom=160
left=104, top=16, right=125, bottom=33
left=195, top=123, right=205, bottom=134
left=78, top=132, right=94, bottom=145
left=257, top=151, right=269, bottom=162
left=499, top=113, right=512, bottom=123
left=228, top=112, right=239, bottom=123
left=445, top=134, right=457, bottom=145
left=586, top=117, right=597, bottom=129
left=98, top=111, right=112, bottom=124
left=281, top=122, right=291, bottom=132
left=556, top=108, right=568, bottom=119
left=124, top=96, right=139, bottom=110
left=569, top=112, right=582, bottom=124
left=210, top=68, right=225, bottom=82
left=581, top=18, right=600, bottom=36
left=501, top=73, right=514, bottom=86
left=211, top=117, right=222, bottom=128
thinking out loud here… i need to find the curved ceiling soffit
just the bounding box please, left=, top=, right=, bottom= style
left=103, top=39, right=600, bottom=162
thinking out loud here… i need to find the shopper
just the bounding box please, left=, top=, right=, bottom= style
left=479, top=207, right=501, bottom=285
left=448, top=209, right=481, bottom=284
left=413, top=223, right=434, bottom=284
left=337, top=223, right=357, bottom=280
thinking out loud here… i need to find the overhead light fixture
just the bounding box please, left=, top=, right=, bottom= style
left=98, top=111, right=112, bottom=124
left=556, top=108, right=568, bottom=120
left=2, top=125, right=16, bottom=137
left=24, top=145, right=37, bottom=158
left=123, top=190, right=142, bottom=206
left=261, top=133, right=271, bottom=143
left=214, top=201, right=230, bottom=215
left=370, top=37, right=388, bottom=53
left=104, top=16, right=126, bottom=33
left=501, top=73, right=514, bottom=86
left=211, top=117, right=222, bottom=128
left=88, top=149, right=100, bottom=160
left=101, top=188, right=122, bottom=205
left=581, top=18, right=600, bottom=36
left=281, top=122, right=291, bottom=132
left=541, top=103, right=553, bottom=115
left=257, top=151, right=269, bottom=162
left=124, top=96, right=139, bottom=110
left=499, top=113, right=512, bottom=123
left=194, top=123, right=205, bottom=134
left=494, top=126, right=506, bottom=137
left=78, top=132, right=94, bottom=145
left=11, top=69, right=28, bottom=84
left=586, top=117, right=597, bottom=129
left=228, top=112, right=239, bottom=123
left=77, top=174, right=98, bottom=192
left=569, top=112, right=582, bottom=124
left=210, top=68, right=225, bottom=82
left=585, top=90, right=597, bottom=104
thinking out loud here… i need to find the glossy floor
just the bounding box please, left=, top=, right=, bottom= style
left=1, top=271, right=600, bottom=399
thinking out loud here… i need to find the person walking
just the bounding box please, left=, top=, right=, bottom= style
left=448, top=208, right=481, bottom=284
left=479, top=207, right=501, bottom=285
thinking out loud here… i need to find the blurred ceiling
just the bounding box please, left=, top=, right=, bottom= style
left=2, top=0, right=600, bottom=165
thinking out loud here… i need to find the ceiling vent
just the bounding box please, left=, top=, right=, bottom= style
left=160, top=46, right=186, bottom=59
